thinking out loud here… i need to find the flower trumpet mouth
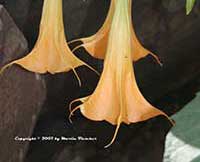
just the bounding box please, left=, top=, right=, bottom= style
left=68, top=0, right=162, bottom=66
left=68, top=0, right=115, bottom=59
left=69, top=0, right=173, bottom=148
left=0, top=0, right=99, bottom=86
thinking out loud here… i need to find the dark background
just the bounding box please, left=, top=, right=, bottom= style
left=0, top=0, right=200, bottom=162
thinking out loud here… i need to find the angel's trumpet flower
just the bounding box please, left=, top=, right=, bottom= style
left=68, top=0, right=115, bottom=59
left=69, top=0, right=161, bottom=65
left=69, top=0, right=173, bottom=148
left=1, top=0, right=98, bottom=86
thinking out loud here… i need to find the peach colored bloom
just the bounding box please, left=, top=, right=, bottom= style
left=1, top=0, right=98, bottom=86
left=70, top=0, right=173, bottom=148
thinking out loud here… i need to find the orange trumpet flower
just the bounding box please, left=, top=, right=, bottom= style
left=69, top=0, right=161, bottom=65
left=69, top=0, right=173, bottom=148
left=1, top=0, right=98, bottom=86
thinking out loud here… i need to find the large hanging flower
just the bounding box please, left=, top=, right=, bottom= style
left=69, top=0, right=173, bottom=148
left=1, top=0, right=98, bottom=86
left=69, top=0, right=161, bottom=65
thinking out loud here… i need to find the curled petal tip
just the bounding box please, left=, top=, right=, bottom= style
left=71, top=44, right=83, bottom=53
left=0, top=61, right=15, bottom=75
left=68, top=115, right=73, bottom=124
left=83, top=63, right=100, bottom=76
left=169, top=118, right=175, bottom=126
left=67, top=38, right=82, bottom=45
left=162, top=113, right=175, bottom=126
left=72, top=68, right=82, bottom=87
left=149, top=52, right=163, bottom=66
left=69, top=98, right=82, bottom=112
left=104, top=120, right=121, bottom=148
left=68, top=105, right=82, bottom=124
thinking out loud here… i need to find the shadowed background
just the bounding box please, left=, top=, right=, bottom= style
left=0, top=0, right=200, bottom=162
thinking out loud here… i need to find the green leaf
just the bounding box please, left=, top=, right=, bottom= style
left=186, top=0, right=196, bottom=15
